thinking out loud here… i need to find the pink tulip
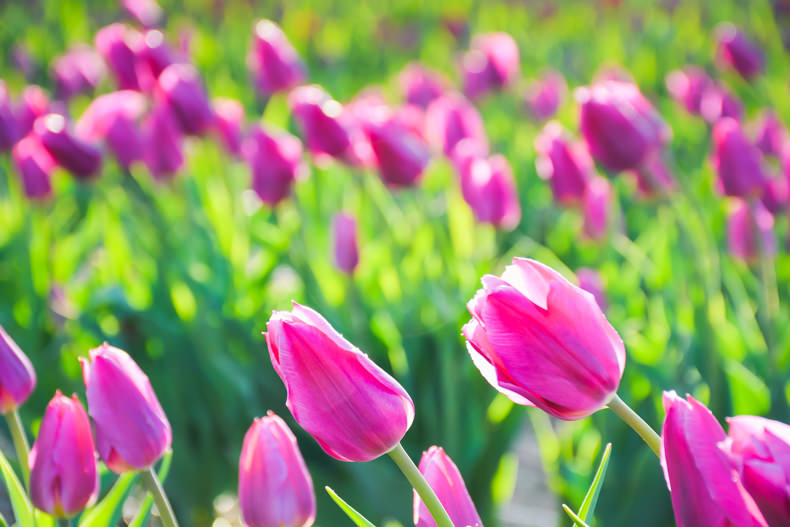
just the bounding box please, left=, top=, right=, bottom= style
left=398, top=63, right=447, bottom=108
left=248, top=20, right=306, bottom=97
left=332, top=212, right=359, bottom=274
left=12, top=134, right=55, bottom=200
left=414, top=446, right=482, bottom=527
left=583, top=176, right=612, bottom=240
left=700, top=83, right=743, bottom=124
left=753, top=111, right=788, bottom=158
left=95, top=24, right=142, bottom=91
left=450, top=137, right=489, bottom=177
left=727, top=199, right=775, bottom=263
left=425, top=93, right=488, bottom=157
left=665, top=67, right=713, bottom=115
left=363, top=112, right=431, bottom=188
left=289, top=85, right=357, bottom=163
left=134, top=30, right=177, bottom=93
left=0, top=81, right=18, bottom=151
left=15, top=85, right=50, bottom=138
left=525, top=70, right=566, bottom=121
left=462, top=32, right=520, bottom=100
left=660, top=391, right=769, bottom=527
left=76, top=91, right=147, bottom=169
left=716, top=23, right=764, bottom=81
left=244, top=125, right=305, bottom=206
left=265, top=303, right=415, bottom=461
left=29, top=391, right=98, bottom=518
left=51, top=46, right=105, bottom=100
left=212, top=98, right=245, bottom=157
left=81, top=343, right=172, bottom=473
left=142, top=103, right=184, bottom=180
left=463, top=257, right=625, bottom=420
left=460, top=154, right=521, bottom=230
left=535, top=121, right=593, bottom=205
left=576, top=268, right=607, bottom=311
left=0, top=325, right=36, bottom=412
left=761, top=176, right=788, bottom=214
left=627, top=153, right=676, bottom=199
left=157, top=63, right=214, bottom=136
left=238, top=412, right=316, bottom=527
left=122, top=0, right=163, bottom=28
left=713, top=118, right=766, bottom=198
left=34, top=114, right=103, bottom=179
left=722, top=416, right=790, bottom=527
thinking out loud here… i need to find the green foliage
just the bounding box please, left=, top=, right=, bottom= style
left=326, top=486, right=378, bottom=527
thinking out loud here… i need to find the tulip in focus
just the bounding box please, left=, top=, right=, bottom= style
left=35, top=114, right=103, bottom=179
left=399, top=63, right=446, bottom=108
left=95, top=23, right=142, bottom=91
left=288, top=85, right=356, bottom=163
left=76, top=91, right=147, bottom=169
left=12, top=134, right=55, bottom=200
left=576, top=268, right=607, bottom=311
left=0, top=81, right=18, bottom=151
left=535, top=121, right=593, bottom=205
left=660, top=391, right=769, bottom=527
left=265, top=303, right=415, bottom=461
left=583, top=176, right=612, bottom=240
left=728, top=199, right=775, bottom=264
left=713, top=118, right=766, bottom=198
left=425, top=93, right=488, bottom=157
left=0, top=325, right=36, bottom=412
left=463, top=257, right=625, bottom=420
left=244, top=125, right=305, bottom=206
left=157, top=63, right=214, bottom=136
left=462, top=32, right=520, bottom=100
left=363, top=112, right=431, bottom=188
left=15, top=85, right=50, bottom=138
left=525, top=70, right=566, bottom=121
left=81, top=343, right=172, bottom=473
left=29, top=392, right=98, bottom=518
left=716, top=23, right=764, bottom=80
left=414, top=446, right=483, bottom=527
left=212, top=97, right=245, bottom=157
left=122, top=0, right=163, bottom=28
left=665, top=67, right=713, bottom=115
left=248, top=20, right=306, bottom=97
left=331, top=212, right=359, bottom=275
left=51, top=46, right=105, bottom=100
left=460, top=155, right=521, bottom=230
left=142, top=103, right=184, bottom=179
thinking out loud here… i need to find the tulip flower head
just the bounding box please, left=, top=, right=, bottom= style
left=627, top=153, right=676, bottom=199
left=525, top=70, right=566, bottom=121
left=363, top=111, right=431, bottom=188
left=95, top=23, right=142, bottom=91
left=142, top=103, right=184, bottom=180
left=414, top=446, right=483, bottom=527
left=248, top=20, right=306, bottom=97
left=134, top=30, right=177, bottom=92
left=34, top=114, right=103, bottom=179
left=51, top=46, right=105, bottom=100
left=576, top=268, right=607, bottom=311
left=212, top=97, right=245, bottom=157
left=0, top=325, right=36, bottom=412
left=761, top=176, right=788, bottom=214
left=665, top=67, right=713, bottom=115
left=76, top=91, right=147, bottom=169
left=331, top=212, right=360, bottom=274
left=712, top=118, right=766, bottom=198
left=425, top=92, right=488, bottom=157
left=16, top=85, right=50, bottom=138
left=122, top=0, right=164, bottom=28
left=157, top=63, right=214, bottom=136
left=288, top=85, right=357, bottom=163
left=582, top=176, right=613, bottom=240
left=535, top=121, right=593, bottom=205
left=13, top=134, right=55, bottom=200
left=716, top=23, right=764, bottom=81
left=399, top=63, right=447, bottom=108
left=460, top=154, right=521, bottom=230
left=700, top=83, right=743, bottom=124
left=0, top=81, right=19, bottom=151
left=753, top=111, right=788, bottom=158
left=462, top=32, right=520, bottom=100
left=244, top=125, right=306, bottom=206
left=727, top=199, right=775, bottom=264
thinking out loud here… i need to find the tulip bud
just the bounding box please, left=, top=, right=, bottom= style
left=713, top=118, right=766, bottom=198
left=0, top=325, right=36, bottom=412
left=450, top=137, right=489, bottom=177
left=0, top=81, right=19, bottom=151
left=460, top=155, right=521, bottom=230
left=716, top=23, right=764, bottom=80
left=582, top=176, right=612, bottom=240
left=425, top=93, right=488, bottom=157
left=244, top=125, right=305, bottom=206
left=81, top=343, right=172, bottom=473
left=535, top=121, right=592, bottom=205
left=462, top=32, right=520, bottom=100
left=627, top=153, right=676, bottom=199
left=51, top=46, right=105, bottom=100
left=331, top=212, right=359, bottom=274
left=727, top=199, right=775, bottom=264
left=700, top=83, right=743, bottom=124
left=95, top=24, right=142, bottom=91
left=248, top=20, right=306, bottom=97
left=721, top=416, right=790, bottom=527
left=212, top=97, right=245, bottom=157
left=363, top=113, right=431, bottom=188
left=29, top=392, right=98, bottom=518
left=414, top=447, right=482, bottom=527
left=660, top=391, right=769, bottom=527
left=665, top=67, right=713, bottom=115
left=576, top=268, right=607, bottom=311
left=122, top=0, right=163, bottom=28
left=398, top=63, right=446, bottom=108
left=134, top=30, right=177, bottom=92
left=265, top=303, right=415, bottom=461
left=157, top=63, right=214, bottom=136
left=238, top=412, right=316, bottom=527
left=289, top=85, right=355, bottom=163
left=12, top=134, right=55, bottom=200
left=525, top=70, right=566, bottom=121
left=76, top=91, right=147, bottom=169
left=16, top=85, right=50, bottom=138
left=761, top=175, right=788, bottom=214
left=463, top=257, right=625, bottom=420
left=142, top=103, right=184, bottom=180
left=35, top=114, right=103, bottom=179
left=753, top=111, right=788, bottom=158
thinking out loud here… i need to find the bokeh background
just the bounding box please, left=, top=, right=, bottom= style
left=2, top=0, right=790, bottom=526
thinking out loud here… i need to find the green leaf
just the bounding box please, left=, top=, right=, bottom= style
left=325, top=486, right=377, bottom=527
left=128, top=451, right=174, bottom=527
left=34, top=511, right=56, bottom=527
left=78, top=472, right=138, bottom=527
left=562, top=504, right=592, bottom=527
left=0, top=512, right=8, bottom=527
left=578, top=442, right=612, bottom=522
left=0, top=448, right=34, bottom=527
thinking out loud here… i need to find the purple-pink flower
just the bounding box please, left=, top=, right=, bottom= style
left=248, top=20, right=306, bottom=97
left=12, top=134, right=55, bottom=200
left=753, top=111, right=788, bottom=158
left=244, top=125, right=305, bottom=206
left=665, top=67, right=713, bottom=115
left=712, top=118, right=766, bottom=198
left=212, top=97, right=245, bottom=157
left=0, top=325, right=36, bottom=412
left=576, top=268, right=607, bottom=311
left=134, top=30, right=177, bottom=93
left=459, top=154, right=521, bottom=230
left=363, top=111, right=431, bottom=188
left=95, top=23, right=142, bottom=91
left=331, top=212, right=360, bottom=275
left=34, top=114, right=103, bottom=179
left=15, top=85, right=50, bottom=138
left=156, top=63, right=214, bottom=136
left=122, top=0, right=163, bottom=28
left=582, top=176, right=612, bottom=240
left=289, top=85, right=356, bottom=164
left=462, top=32, right=520, bottom=100
left=141, top=103, right=184, bottom=180
left=716, top=23, right=764, bottom=81
left=76, top=91, right=147, bottom=169
left=727, top=199, right=775, bottom=264
left=425, top=92, right=488, bottom=157
left=0, top=80, right=18, bottom=151
left=399, top=63, right=447, bottom=108
left=414, top=446, right=482, bottom=527
left=535, top=121, right=592, bottom=205
left=525, top=70, right=566, bottom=121
left=51, top=46, right=105, bottom=100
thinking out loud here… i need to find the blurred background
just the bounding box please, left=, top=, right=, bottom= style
left=1, top=0, right=790, bottom=526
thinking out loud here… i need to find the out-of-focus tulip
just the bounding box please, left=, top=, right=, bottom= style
left=244, top=125, right=305, bottom=206
left=525, top=70, right=566, bottom=121
left=29, top=392, right=98, bottom=518
left=265, top=303, right=415, bottom=461
left=398, top=63, right=446, bottom=108
left=16, top=86, right=50, bottom=137
left=35, top=114, right=102, bottom=179
left=12, top=45, right=35, bottom=80
left=665, top=67, right=713, bottom=115
left=460, top=155, right=521, bottom=230
left=331, top=212, right=360, bottom=274
left=722, top=416, right=790, bottom=527
left=0, top=325, right=36, bottom=412
left=0, top=81, right=18, bottom=151
left=450, top=137, right=489, bottom=177
left=576, top=268, right=607, bottom=311
left=462, top=32, right=520, bottom=100
left=754, top=111, right=788, bottom=158
left=212, top=98, right=244, bottom=157
left=425, top=92, right=488, bottom=157
left=463, top=257, right=625, bottom=420
left=142, top=103, right=184, bottom=179
left=12, top=134, right=55, bottom=200
left=716, top=23, right=764, bottom=80
left=535, top=121, right=592, bottom=205
left=627, top=153, right=676, bottom=199
left=95, top=24, right=142, bottom=91
left=248, top=20, right=306, bottom=97
left=713, top=118, right=766, bottom=197
left=728, top=199, right=775, bottom=263
left=81, top=343, right=172, bottom=473
left=76, top=91, right=147, bottom=169
left=583, top=176, right=612, bottom=240
left=51, top=46, right=105, bottom=100
left=761, top=175, right=788, bottom=214
left=700, top=82, right=743, bottom=124
left=363, top=112, right=431, bottom=188
left=576, top=80, right=670, bottom=172
left=660, top=391, right=769, bottom=527
left=122, top=0, right=163, bottom=28
left=238, top=413, right=316, bottom=527
left=414, top=446, right=482, bottom=527
left=157, top=63, right=214, bottom=136
left=288, top=85, right=357, bottom=163
left=134, top=30, right=176, bottom=92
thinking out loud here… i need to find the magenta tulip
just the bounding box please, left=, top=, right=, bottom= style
left=450, top=137, right=489, bottom=178
left=265, top=303, right=415, bottom=461
left=716, top=23, right=764, bottom=81
left=727, top=199, right=775, bottom=263
left=754, top=111, right=788, bottom=158
left=244, top=125, right=305, bottom=206
left=134, top=30, right=177, bottom=93
left=713, top=118, right=766, bottom=198
left=12, top=134, right=55, bottom=200
left=425, top=93, right=488, bottom=157
left=582, top=176, right=612, bottom=240
left=0, top=325, right=36, bottom=412
left=660, top=391, right=769, bottom=527
left=81, top=343, right=172, bottom=473
left=462, top=32, right=520, bottom=100
left=51, top=46, right=105, bottom=100
left=460, top=154, right=521, bottom=230
left=525, top=70, right=566, bottom=121
left=628, top=153, right=676, bottom=199
left=463, top=257, right=625, bottom=420
left=142, top=103, right=184, bottom=180
left=363, top=113, right=431, bottom=188
left=212, top=98, right=244, bottom=157
left=700, top=83, right=743, bottom=124
left=16, top=85, right=50, bottom=138
left=331, top=212, right=359, bottom=274
left=34, top=114, right=102, bottom=179
left=576, top=268, right=607, bottom=311
left=534, top=121, right=592, bottom=205
left=157, top=63, right=214, bottom=136
left=399, top=63, right=447, bottom=108
left=414, top=446, right=482, bottom=527
left=122, top=0, right=163, bottom=28
left=761, top=176, right=788, bottom=214
left=76, top=91, right=147, bottom=169
left=29, top=392, right=98, bottom=518
left=95, top=24, right=142, bottom=91
left=0, top=81, right=18, bottom=151
left=238, top=412, right=316, bottom=527
left=289, top=85, right=356, bottom=163
left=248, top=20, right=306, bottom=97
left=665, top=67, right=713, bottom=115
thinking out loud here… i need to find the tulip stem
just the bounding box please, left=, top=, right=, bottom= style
left=141, top=467, right=179, bottom=527
left=388, top=443, right=454, bottom=527
left=57, top=519, right=72, bottom=527
left=607, top=395, right=661, bottom=457
left=4, top=410, right=30, bottom=486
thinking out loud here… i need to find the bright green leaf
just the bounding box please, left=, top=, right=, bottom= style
left=578, top=442, right=612, bottom=522
left=325, top=486, right=377, bottom=527
left=0, top=448, right=34, bottom=527
left=563, top=504, right=592, bottom=527
left=78, top=472, right=138, bottom=527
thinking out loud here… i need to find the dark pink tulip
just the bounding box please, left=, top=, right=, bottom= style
left=0, top=81, right=18, bottom=151
left=460, top=154, right=521, bottom=230
left=95, top=24, right=142, bottom=91
left=628, top=153, right=676, bottom=199
left=576, top=268, right=607, bottom=311
left=463, top=258, right=625, bottom=420
left=76, top=91, right=147, bottom=169
left=244, top=125, right=305, bottom=206
left=425, top=92, right=488, bottom=157
left=157, top=63, right=214, bottom=136
left=212, top=98, right=244, bottom=157
left=462, top=32, right=520, bottom=100
left=450, top=137, right=489, bottom=177
left=761, top=175, right=788, bottom=214
left=332, top=212, right=359, bottom=274
left=660, top=391, right=769, bottom=527
left=81, top=343, right=172, bottom=473
left=583, top=176, right=612, bottom=240
left=700, top=83, right=743, bottom=124
left=51, top=46, right=105, bottom=100
left=122, top=0, right=163, bottom=28
left=29, top=392, right=98, bottom=518
left=248, top=20, right=306, bottom=97
left=576, top=80, right=670, bottom=172
left=289, top=85, right=356, bottom=163
left=142, top=103, right=184, bottom=180
left=722, top=416, right=790, bottom=527
left=728, top=199, right=775, bottom=263
left=414, top=446, right=482, bottom=527
left=35, top=114, right=102, bottom=179
left=535, top=121, right=592, bottom=205
left=12, top=134, right=55, bottom=200
left=238, top=412, right=316, bottom=527
left=16, top=85, right=50, bottom=138
left=713, top=118, right=766, bottom=198
left=754, top=111, right=788, bottom=158
left=265, top=303, right=415, bottom=462
left=134, top=30, right=177, bottom=93
left=363, top=112, right=431, bottom=188
left=525, top=70, right=566, bottom=121
left=0, top=325, right=36, bottom=412
left=716, top=23, right=764, bottom=81
left=398, top=63, right=446, bottom=108
left=665, top=67, right=713, bottom=115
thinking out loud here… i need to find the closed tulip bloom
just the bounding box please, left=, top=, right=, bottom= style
left=331, top=212, right=359, bottom=274
left=35, top=114, right=102, bottom=179
left=95, top=24, right=142, bottom=91
left=363, top=113, right=431, bottom=188
left=462, top=32, right=520, bottom=100
left=460, top=155, right=521, bottom=230
left=81, top=343, right=172, bottom=473
left=713, top=118, right=766, bottom=198
left=425, top=93, right=488, bottom=157
left=244, top=125, right=305, bottom=206
left=212, top=98, right=245, bottom=157
left=122, top=0, right=163, bottom=28
left=76, top=91, right=147, bottom=169
left=16, top=85, right=50, bottom=137
left=142, top=103, right=184, bottom=180
left=450, top=137, right=489, bottom=178
left=525, top=70, right=566, bottom=121
left=576, top=268, right=607, bottom=311
left=661, top=391, right=769, bottom=527
left=665, top=67, right=713, bottom=115
left=754, top=111, right=788, bottom=158
left=700, top=83, right=743, bottom=124
left=535, top=121, right=592, bottom=205
left=0, top=81, right=18, bottom=151
left=761, top=176, right=788, bottom=214
left=399, top=63, right=446, bottom=108
left=716, top=23, right=764, bottom=81
left=12, top=134, right=55, bottom=200
left=238, top=413, right=316, bottom=527
left=134, top=30, right=177, bottom=93
left=248, top=20, right=306, bottom=96
left=157, top=63, right=214, bottom=136
left=289, top=85, right=355, bottom=162
left=582, top=176, right=612, bottom=240
left=265, top=303, right=415, bottom=461
left=414, top=447, right=482, bottom=527
left=628, top=153, right=676, bottom=199
left=0, top=325, right=36, bottom=412
left=727, top=199, right=775, bottom=264
left=463, top=257, right=625, bottom=420
left=51, top=46, right=105, bottom=100
left=29, top=392, right=98, bottom=518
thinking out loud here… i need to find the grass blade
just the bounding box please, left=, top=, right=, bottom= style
left=0, top=448, right=34, bottom=527
left=563, top=504, right=592, bottom=527
left=325, top=486, right=377, bottom=527
left=578, top=442, right=612, bottom=522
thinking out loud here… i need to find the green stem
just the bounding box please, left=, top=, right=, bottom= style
left=388, top=443, right=454, bottom=527
left=4, top=410, right=30, bottom=486
left=140, top=467, right=179, bottom=527
left=607, top=394, right=661, bottom=458
left=57, top=518, right=72, bottom=527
